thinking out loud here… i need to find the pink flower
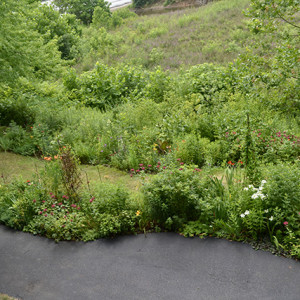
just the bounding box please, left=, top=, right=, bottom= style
left=283, top=221, right=288, bottom=226
left=77, top=207, right=80, bottom=210
left=142, top=167, right=145, bottom=170
left=39, top=211, right=42, bottom=215
left=51, top=204, right=55, bottom=208
left=62, top=225, right=65, bottom=228
left=42, top=200, right=45, bottom=203
left=51, top=195, right=55, bottom=199
left=179, top=168, right=183, bottom=171
left=43, top=208, right=47, bottom=212
left=130, top=174, right=133, bottom=177
left=33, top=199, right=36, bottom=203
left=44, top=214, right=47, bottom=217
left=50, top=212, right=54, bottom=216
left=177, top=158, right=181, bottom=161
left=163, top=166, right=166, bottom=169
left=130, top=168, right=135, bottom=172
left=148, top=165, right=152, bottom=167
left=139, top=164, right=143, bottom=167
left=180, top=162, right=184, bottom=165
left=58, top=203, right=62, bottom=206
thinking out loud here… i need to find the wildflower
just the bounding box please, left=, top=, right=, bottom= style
left=62, top=225, right=65, bottom=228
left=179, top=168, right=183, bottom=171
left=240, top=213, right=245, bottom=218
left=163, top=166, right=166, bottom=169
left=136, top=210, right=141, bottom=216
left=33, top=199, right=36, bottom=203
left=264, top=209, right=269, bottom=213
left=39, top=211, right=42, bottom=215
left=101, top=150, right=103, bottom=152
left=42, top=200, right=45, bottom=203
left=148, top=165, right=152, bottom=167
left=244, top=210, right=250, bottom=215
left=243, top=187, right=249, bottom=191
left=44, top=214, right=47, bottom=217
left=139, top=164, right=143, bottom=167
left=43, top=209, right=47, bottom=212
left=269, top=216, right=273, bottom=221
left=130, top=174, right=133, bottom=177
left=58, top=202, right=62, bottom=206
left=142, top=167, right=145, bottom=170
left=283, top=221, right=288, bottom=226
left=261, top=180, right=267, bottom=184
left=51, top=204, right=55, bottom=208
left=177, top=158, right=181, bottom=161
left=130, top=169, right=135, bottom=172
left=259, top=186, right=263, bottom=191
left=51, top=195, right=55, bottom=199
left=251, top=194, right=259, bottom=199
left=77, top=207, right=80, bottom=210
left=180, top=162, right=184, bottom=165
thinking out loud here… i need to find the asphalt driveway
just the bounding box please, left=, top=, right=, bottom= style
left=0, top=225, right=299, bottom=300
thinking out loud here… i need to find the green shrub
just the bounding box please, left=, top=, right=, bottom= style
left=142, top=166, right=205, bottom=230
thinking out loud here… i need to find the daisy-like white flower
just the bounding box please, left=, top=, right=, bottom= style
left=248, top=185, right=254, bottom=189
left=264, top=209, right=269, bottom=213
left=269, top=216, right=273, bottom=221
left=240, top=213, right=245, bottom=218
left=244, top=187, right=249, bottom=191
left=261, top=180, right=267, bottom=184
left=251, top=194, right=259, bottom=199
left=244, top=210, right=250, bottom=215
left=259, top=186, right=264, bottom=191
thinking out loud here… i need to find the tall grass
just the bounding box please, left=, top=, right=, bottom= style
left=76, top=0, right=252, bottom=72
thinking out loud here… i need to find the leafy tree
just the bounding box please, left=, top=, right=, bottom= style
left=0, top=0, right=62, bottom=85
left=33, top=4, right=82, bottom=60
left=246, top=0, right=300, bottom=33
left=54, top=0, right=111, bottom=25
left=240, top=0, right=300, bottom=115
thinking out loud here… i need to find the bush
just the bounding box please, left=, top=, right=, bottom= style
left=142, top=166, right=205, bottom=230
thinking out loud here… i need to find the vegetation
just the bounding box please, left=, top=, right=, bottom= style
left=0, top=0, right=299, bottom=258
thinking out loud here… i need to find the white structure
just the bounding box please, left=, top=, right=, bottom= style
left=41, top=0, right=132, bottom=9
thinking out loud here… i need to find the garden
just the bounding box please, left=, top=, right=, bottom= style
left=0, top=0, right=299, bottom=259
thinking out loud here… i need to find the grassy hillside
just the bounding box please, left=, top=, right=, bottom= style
left=77, top=0, right=253, bottom=72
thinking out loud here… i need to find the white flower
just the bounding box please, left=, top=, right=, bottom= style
left=259, top=186, right=264, bottom=191
left=244, top=187, right=249, bottom=191
left=269, top=216, right=273, bottom=221
left=240, top=213, right=245, bottom=218
left=248, top=185, right=254, bottom=189
left=244, top=210, right=250, bottom=215
left=264, top=209, right=269, bottom=213
left=251, top=194, right=259, bottom=199
left=261, top=180, right=267, bottom=184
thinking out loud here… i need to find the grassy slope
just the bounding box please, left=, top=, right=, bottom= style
left=78, top=0, right=251, bottom=72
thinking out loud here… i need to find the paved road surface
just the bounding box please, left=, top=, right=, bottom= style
left=0, top=225, right=299, bottom=300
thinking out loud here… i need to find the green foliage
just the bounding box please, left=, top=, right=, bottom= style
left=54, top=0, right=111, bottom=25
left=0, top=0, right=63, bottom=85
left=33, top=5, right=82, bottom=60
left=143, top=166, right=206, bottom=230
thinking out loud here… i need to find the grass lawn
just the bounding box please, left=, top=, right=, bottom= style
left=0, top=294, right=18, bottom=300
left=0, top=152, right=140, bottom=192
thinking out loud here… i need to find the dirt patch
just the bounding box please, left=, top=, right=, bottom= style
left=133, top=0, right=216, bottom=15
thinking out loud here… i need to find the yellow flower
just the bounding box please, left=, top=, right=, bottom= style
left=136, top=210, right=141, bottom=216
